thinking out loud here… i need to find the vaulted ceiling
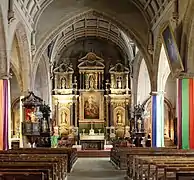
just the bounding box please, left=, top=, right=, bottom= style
left=32, top=0, right=171, bottom=27
left=30, top=0, right=172, bottom=75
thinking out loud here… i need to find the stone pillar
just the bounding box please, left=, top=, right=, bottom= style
left=0, top=77, right=11, bottom=150
left=151, top=91, right=165, bottom=148
left=70, top=74, right=72, bottom=89
left=75, top=97, right=78, bottom=127
left=106, top=97, right=110, bottom=127
left=54, top=75, right=57, bottom=90
left=8, top=0, right=14, bottom=22
left=70, top=103, right=73, bottom=126
left=126, top=74, right=129, bottom=94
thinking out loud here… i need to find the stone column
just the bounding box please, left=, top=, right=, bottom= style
left=75, top=97, right=78, bottom=127
left=70, top=103, right=73, bottom=126
left=8, top=0, right=14, bottom=22
left=126, top=74, right=129, bottom=94
left=151, top=91, right=165, bottom=148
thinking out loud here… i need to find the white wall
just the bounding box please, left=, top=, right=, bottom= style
left=137, top=58, right=151, bottom=103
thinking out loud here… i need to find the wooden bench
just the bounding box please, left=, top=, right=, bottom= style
left=110, top=147, right=191, bottom=170
left=0, top=171, right=45, bottom=180
left=0, top=147, right=77, bottom=180
left=127, top=154, right=194, bottom=180
left=6, top=147, right=77, bottom=172
left=0, top=154, right=66, bottom=180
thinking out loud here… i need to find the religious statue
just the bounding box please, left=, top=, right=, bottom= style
left=61, top=111, right=68, bottom=124
left=116, top=110, right=122, bottom=124
left=89, top=75, right=95, bottom=89
left=51, top=126, right=59, bottom=148
left=124, top=126, right=130, bottom=138
left=137, top=118, right=142, bottom=132
left=117, top=77, right=122, bottom=89
left=42, top=118, right=48, bottom=133
left=61, top=78, right=66, bottom=89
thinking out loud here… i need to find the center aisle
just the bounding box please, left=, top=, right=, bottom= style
left=67, top=158, right=126, bottom=180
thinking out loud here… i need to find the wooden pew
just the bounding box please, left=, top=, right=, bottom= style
left=5, top=147, right=77, bottom=172
left=127, top=155, right=194, bottom=180
left=0, top=162, right=57, bottom=180
left=0, top=168, right=50, bottom=180
left=0, top=154, right=66, bottom=180
left=0, top=171, right=45, bottom=180
left=110, top=147, right=194, bottom=170
left=0, top=148, right=76, bottom=180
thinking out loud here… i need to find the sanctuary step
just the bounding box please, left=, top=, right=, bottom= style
left=77, top=150, right=111, bottom=158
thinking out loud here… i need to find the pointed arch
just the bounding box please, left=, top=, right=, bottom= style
left=11, top=22, right=31, bottom=92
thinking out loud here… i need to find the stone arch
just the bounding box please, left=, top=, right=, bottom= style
left=153, top=21, right=170, bottom=91
left=10, top=63, right=23, bottom=93
left=157, top=44, right=171, bottom=92
left=131, top=52, right=143, bottom=105
left=34, top=53, right=50, bottom=104
left=32, top=9, right=152, bottom=84
left=180, top=0, right=194, bottom=71
left=11, top=97, right=20, bottom=138
left=183, top=2, right=194, bottom=72
left=136, top=56, right=151, bottom=104
left=11, top=22, right=31, bottom=92
left=142, top=97, right=175, bottom=138
left=0, top=6, right=8, bottom=76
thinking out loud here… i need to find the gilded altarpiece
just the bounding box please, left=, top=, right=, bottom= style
left=52, top=52, right=131, bottom=145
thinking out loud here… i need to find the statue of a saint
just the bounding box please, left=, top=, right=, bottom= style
left=51, top=126, right=59, bottom=148
left=137, top=118, right=142, bottom=132
left=61, top=111, right=67, bottom=124
left=116, top=111, right=122, bottom=124
left=89, top=75, right=95, bottom=89
left=61, top=78, right=66, bottom=89
left=42, top=118, right=48, bottom=132
left=117, top=78, right=122, bottom=89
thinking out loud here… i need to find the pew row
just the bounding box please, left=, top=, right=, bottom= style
left=110, top=147, right=188, bottom=170
left=0, top=147, right=77, bottom=180
left=126, top=155, right=194, bottom=180
left=5, top=147, right=77, bottom=172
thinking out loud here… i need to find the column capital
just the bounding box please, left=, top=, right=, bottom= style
left=150, top=91, right=165, bottom=95
left=177, top=72, right=194, bottom=79
left=0, top=73, right=12, bottom=80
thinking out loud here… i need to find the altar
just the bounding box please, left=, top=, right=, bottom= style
left=80, top=134, right=105, bottom=150
left=52, top=52, right=131, bottom=147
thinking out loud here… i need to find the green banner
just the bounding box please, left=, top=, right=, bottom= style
left=182, top=79, right=189, bottom=149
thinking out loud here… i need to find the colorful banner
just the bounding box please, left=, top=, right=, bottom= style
left=152, top=93, right=164, bottom=147
left=152, top=95, right=157, bottom=147
left=178, top=78, right=194, bottom=149
left=0, top=79, right=9, bottom=150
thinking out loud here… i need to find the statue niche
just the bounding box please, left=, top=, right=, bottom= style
left=61, top=77, right=67, bottom=89
left=61, top=111, right=68, bottom=124
left=89, top=75, right=95, bottom=89
left=114, top=108, right=125, bottom=126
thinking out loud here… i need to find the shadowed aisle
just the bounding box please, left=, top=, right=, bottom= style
left=67, top=158, right=126, bottom=180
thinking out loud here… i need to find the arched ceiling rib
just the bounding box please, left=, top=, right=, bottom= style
left=52, top=17, right=134, bottom=64
left=16, top=0, right=172, bottom=30
left=33, top=9, right=151, bottom=74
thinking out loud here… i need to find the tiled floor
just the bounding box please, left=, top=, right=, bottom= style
left=67, top=158, right=126, bottom=180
